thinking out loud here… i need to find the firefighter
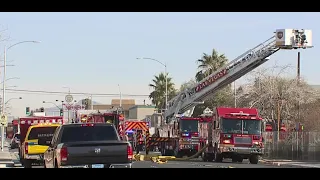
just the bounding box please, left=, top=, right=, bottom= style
left=136, top=130, right=144, bottom=154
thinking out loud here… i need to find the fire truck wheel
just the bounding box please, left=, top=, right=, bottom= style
left=215, top=153, right=223, bottom=162
left=201, top=152, right=207, bottom=162
left=207, top=154, right=214, bottom=162
left=249, top=155, right=259, bottom=164
left=232, top=157, right=237, bottom=163
left=237, top=157, right=244, bottom=163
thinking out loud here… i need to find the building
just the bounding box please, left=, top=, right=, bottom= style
left=93, top=99, right=136, bottom=118
left=128, top=105, right=156, bottom=120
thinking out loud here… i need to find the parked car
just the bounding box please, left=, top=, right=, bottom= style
left=10, top=133, right=20, bottom=149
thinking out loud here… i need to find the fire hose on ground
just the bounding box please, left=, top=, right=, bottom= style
left=133, top=144, right=210, bottom=163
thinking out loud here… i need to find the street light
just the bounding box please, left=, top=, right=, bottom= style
left=5, top=97, right=22, bottom=105
left=0, top=97, right=22, bottom=117
left=136, top=57, right=168, bottom=111
left=0, top=77, right=20, bottom=84
left=1, top=40, right=40, bottom=151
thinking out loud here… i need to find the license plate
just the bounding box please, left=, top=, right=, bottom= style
left=92, top=164, right=104, bottom=168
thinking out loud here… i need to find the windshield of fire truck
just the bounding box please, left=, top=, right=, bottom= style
left=180, top=120, right=198, bottom=132
left=222, top=118, right=261, bottom=135
left=104, top=115, right=116, bottom=124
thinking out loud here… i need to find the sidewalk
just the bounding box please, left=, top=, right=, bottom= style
left=0, top=141, right=14, bottom=168
left=260, top=159, right=320, bottom=168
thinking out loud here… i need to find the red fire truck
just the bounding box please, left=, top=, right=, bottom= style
left=200, top=107, right=264, bottom=164
left=78, top=110, right=125, bottom=137
left=151, top=117, right=200, bottom=157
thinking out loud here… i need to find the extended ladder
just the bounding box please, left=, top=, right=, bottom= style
left=165, top=29, right=313, bottom=122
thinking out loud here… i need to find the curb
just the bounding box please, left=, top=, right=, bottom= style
left=259, top=160, right=319, bottom=168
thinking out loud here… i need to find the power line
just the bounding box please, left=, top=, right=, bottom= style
left=4, top=88, right=150, bottom=97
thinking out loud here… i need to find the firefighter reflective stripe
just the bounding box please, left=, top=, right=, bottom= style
left=125, top=122, right=148, bottom=131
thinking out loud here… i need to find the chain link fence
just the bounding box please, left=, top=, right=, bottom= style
left=262, top=131, right=320, bottom=161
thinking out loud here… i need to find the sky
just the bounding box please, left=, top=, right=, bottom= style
left=0, top=12, right=318, bottom=117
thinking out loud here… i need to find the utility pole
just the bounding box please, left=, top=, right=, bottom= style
left=297, top=52, right=301, bottom=122
left=277, top=99, right=281, bottom=142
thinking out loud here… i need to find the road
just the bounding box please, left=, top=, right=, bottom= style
left=10, top=148, right=298, bottom=168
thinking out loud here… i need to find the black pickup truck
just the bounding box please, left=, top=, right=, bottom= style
left=40, top=123, right=133, bottom=168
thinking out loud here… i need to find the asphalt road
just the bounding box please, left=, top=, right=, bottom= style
left=9, top=148, right=296, bottom=168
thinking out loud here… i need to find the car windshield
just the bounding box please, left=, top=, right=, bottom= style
left=61, top=125, right=119, bottom=143
left=27, top=126, right=58, bottom=141
left=222, top=118, right=261, bottom=135
left=180, top=120, right=198, bottom=132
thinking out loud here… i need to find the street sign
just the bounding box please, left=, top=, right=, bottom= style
left=65, top=94, right=73, bottom=103
left=0, top=114, right=8, bottom=127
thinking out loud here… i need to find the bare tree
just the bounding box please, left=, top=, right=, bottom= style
left=236, top=64, right=319, bottom=130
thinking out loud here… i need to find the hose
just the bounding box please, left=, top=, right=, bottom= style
left=150, top=144, right=210, bottom=163
left=170, top=143, right=210, bottom=161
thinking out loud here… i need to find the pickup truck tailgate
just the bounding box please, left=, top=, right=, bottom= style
left=65, top=141, right=129, bottom=165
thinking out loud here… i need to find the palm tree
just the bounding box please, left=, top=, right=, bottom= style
left=192, top=48, right=231, bottom=116
left=195, top=48, right=228, bottom=82
left=149, top=72, right=176, bottom=110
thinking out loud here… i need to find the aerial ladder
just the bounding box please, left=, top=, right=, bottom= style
left=165, top=29, right=313, bottom=122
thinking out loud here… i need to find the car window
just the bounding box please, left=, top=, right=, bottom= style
left=61, top=125, right=118, bottom=143
left=27, top=126, right=58, bottom=141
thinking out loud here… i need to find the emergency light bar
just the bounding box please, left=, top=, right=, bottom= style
left=229, top=111, right=255, bottom=116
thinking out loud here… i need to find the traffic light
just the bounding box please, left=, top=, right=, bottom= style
left=60, top=109, right=63, bottom=116
left=26, top=107, right=30, bottom=115
left=40, top=107, right=44, bottom=112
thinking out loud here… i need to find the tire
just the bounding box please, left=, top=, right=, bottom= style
left=207, top=153, right=214, bottom=162
left=232, top=157, right=237, bottom=163
left=215, top=153, right=223, bottom=162
left=54, top=160, right=59, bottom=168
left=237, top=157, right=244, bottom=163
left=202, top=152, right=208, bottom=162
left=249, top=155, right=259, bottom=164
left=24, top=160, right=32, bottom=168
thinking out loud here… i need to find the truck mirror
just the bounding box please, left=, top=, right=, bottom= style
left=213, top=121, right=217, bottom=129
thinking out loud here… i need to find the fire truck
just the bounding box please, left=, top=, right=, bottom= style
left=199, top=107, right=264, bottom=164
left=77, top=109, right=125, bottom=136
left=121, top=120, right=149, bottom=150
left=148, top=29, right=313, bottom=161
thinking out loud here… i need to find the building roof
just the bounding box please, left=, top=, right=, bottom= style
left=111, top=99, right=135, bottom=105
left=128, top=105, right=156, bottom=110
left=93, top=104, right=135, bottom=111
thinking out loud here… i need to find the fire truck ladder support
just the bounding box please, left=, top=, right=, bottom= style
left=165, top=36, right=280, bottom=120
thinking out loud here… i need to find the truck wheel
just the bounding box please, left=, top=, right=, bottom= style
left=237, top=157, right=244, bottom=163
left=232, top=157, right=237, bottom=163
left=202, top=152, right=208, bottom=162
left=24, top=160, right=32, bottom=168
left=215, top=153, right=223, bottom=162
left=207, top=153, right=214, bottom=162
left=249, top=155, right=259, bottom=164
